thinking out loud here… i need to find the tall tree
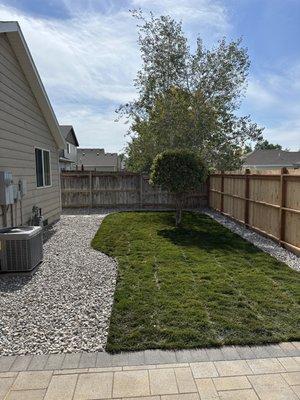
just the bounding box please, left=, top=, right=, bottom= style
left=118, top=11, right=263, bottom=172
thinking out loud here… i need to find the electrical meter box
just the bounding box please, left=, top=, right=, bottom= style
left=0, top=171, right=14, bottom=205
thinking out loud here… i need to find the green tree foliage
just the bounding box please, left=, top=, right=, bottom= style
left=118, top=11, right=263, bottom=172
left=244, top=144, right=253, bottom=154
left=254, top=140, right=282, bottom=150
left=150, top=150, right=207, bottom=225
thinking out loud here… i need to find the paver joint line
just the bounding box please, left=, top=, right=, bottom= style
left=0, top=355, right=299, bottom=400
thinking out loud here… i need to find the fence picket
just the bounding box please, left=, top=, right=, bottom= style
left=209, top=169, right=300, bottom=256
left=61, top=171, right=207, bottom=210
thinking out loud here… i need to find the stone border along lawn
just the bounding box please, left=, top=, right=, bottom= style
left=92, top=210, right=300, bottom=353
left=205, top=209, right=300, bottom=272
left=0, top=212, right=117, bottom=356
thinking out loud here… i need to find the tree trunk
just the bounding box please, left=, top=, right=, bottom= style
left=175, top=193, right=184, bottom=226
left=175, top=207, right=182, bottom=226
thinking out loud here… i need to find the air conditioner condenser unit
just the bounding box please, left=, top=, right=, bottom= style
left=0, top=226, right=43, bottom=272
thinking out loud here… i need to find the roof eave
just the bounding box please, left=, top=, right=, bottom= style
left=243, top=164, right=293, bottom=167
left=70, top=128, right=79, bottom=147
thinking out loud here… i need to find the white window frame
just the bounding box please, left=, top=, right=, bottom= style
left=35, top=147, right=52, bottom=188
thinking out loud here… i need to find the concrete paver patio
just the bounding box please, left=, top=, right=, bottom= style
left=0, top=342, right=299, bottom=399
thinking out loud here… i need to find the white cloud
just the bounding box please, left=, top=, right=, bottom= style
left=3, top=9, right=139, bottom=103
left=243, top=67, right=300, bottom=150
left=131, top=0, right=230, bottom=46
left=1, top=1, right=298, bottom=152
left=246, top=79, right=278, bottom=108
left=264, top=120, right=300, bottom=151
left=0, top=4, right=139, bottom=151
left=246, top=64, right=300, bottom=110
left=0, top=1, right=230, bottom=152
left=56, top=104, right=129, bottom=152
left=132, top=0, right=229, bottom=30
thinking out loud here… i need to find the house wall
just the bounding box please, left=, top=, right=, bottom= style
left=59, top=161, right=72, bottom=171
left=60, top=142, right=77, bottom=171
left=0, top=33, right=61, bottom=227
left=61, top=142, right=77, bottom=165
left=65, top=142, right=77, bottom=164
left=77, top=149, right=122, bottom=171
left=83, top=165, right=118, bottom=172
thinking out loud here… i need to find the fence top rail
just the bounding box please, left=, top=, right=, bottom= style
left=210, top=173, right=282, bottom=179
left=211, top=173, right=300, bottom=179
left=211, top=168, right=300, bottom=176
left=61, top=171, right=143, bottom=176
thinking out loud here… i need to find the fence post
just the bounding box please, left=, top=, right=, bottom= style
left=244, top=169, right=251, bottom=226
left=220, top=171, right=224, bottom=213
left=279, top=167, right=288, bottom=244
left=89, top=171, right=93, bottom=209
left=206, top=176, right=210, bottom=207
left=139, top=173, right=143, bottom=209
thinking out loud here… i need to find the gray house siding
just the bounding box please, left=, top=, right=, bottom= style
left=59, top=125, right=79, bottom=170
left=60, top=143, right=77, bottom=169
left=77, top=148, right=122, bottom=171
left=0, top=33, right=61, bottom=227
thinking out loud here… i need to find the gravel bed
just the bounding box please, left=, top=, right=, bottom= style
left=204, top=208, right=300, bottom=272
left=0, top=211, right=117, bottom=356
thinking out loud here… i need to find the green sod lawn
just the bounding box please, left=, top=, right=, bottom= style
left=92, top=211, right=300, bottom=353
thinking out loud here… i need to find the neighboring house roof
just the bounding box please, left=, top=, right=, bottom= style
left=59, top=125, right=79, bottom=147
left=243, top=149, right=300, bottom=167
left=77, top=148, right=119, bottom=167
left=0, top=21, right=65, bottom=149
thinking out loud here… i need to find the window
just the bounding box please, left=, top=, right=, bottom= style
left=35, top=148, right=51, bottom=187
left=67, top=143, right=70, bottom=154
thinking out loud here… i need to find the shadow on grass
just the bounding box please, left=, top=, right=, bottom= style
left=158, top=225, right=261, bottom=255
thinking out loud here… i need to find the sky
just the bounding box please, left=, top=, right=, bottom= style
left=0, top=0, right=299, bottom=152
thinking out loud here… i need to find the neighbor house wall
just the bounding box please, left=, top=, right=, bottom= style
left=65, top=142, right=77, bottom=164
left=77, top=149, right=122, bottom=171
left=86, top=165, right=118, bottom=172
left=60, top=142, right=77, bottom=170
left=0, top=33, right=61, bottom=227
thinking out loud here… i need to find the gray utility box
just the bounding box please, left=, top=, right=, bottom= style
left=0, top=226, right=43, bottom=272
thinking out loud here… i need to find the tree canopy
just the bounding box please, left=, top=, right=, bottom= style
left=254, top=140, right=283, bottom=150
left=243, top=139, right=286, bottom=154
left=118, top=11, right=263, bottom=172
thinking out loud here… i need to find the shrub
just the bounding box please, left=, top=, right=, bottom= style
left=150, top=150, right=207, bottom=225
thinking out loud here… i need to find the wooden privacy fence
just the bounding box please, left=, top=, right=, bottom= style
left=61, top=171, right=207, bottom=209
left=209, top=168, right=300, bottom=256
